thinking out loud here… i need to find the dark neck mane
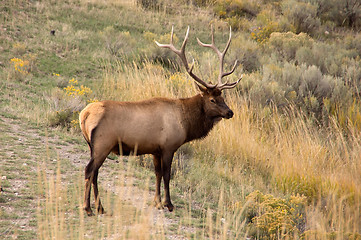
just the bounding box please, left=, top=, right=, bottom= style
left=181, top=94, right=216, bottom=143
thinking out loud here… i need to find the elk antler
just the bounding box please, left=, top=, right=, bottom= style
left=197, top=26, right=242, bottom=91
left=155, top=26, right=217, bottom=89
left=155, top=26, right=242, bottom=91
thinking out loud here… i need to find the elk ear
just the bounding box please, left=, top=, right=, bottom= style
left=195, top=82, right=208, bottom=95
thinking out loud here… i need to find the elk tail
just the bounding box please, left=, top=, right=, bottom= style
left=79, top=110, right=91, bottom=146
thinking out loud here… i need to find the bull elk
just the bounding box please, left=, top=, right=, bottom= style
left=79, top=26, right=242, bottom=216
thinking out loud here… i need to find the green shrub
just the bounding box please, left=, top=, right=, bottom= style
left=281, top=0, right=320, bottom=35
left=229, top=34, right=261, bottom=72
left=142, top=30, right=182, bottom=69
left=268, top=32, right=313, bottom=61
left=48, top=109, right=78, bottom=129
left=295, top=41, right=357, bottom=76
left=306, top=0, right=361, bottom=30
left=100, top=26, right=136, bottom=59
left=214, top=0, right=260, bottom=19
left=343, top=32, right=361, bottom=56
left=223, top=15, right=248, bottom=31
left=244, top=61, right=357, bottom=127
left=136, top=0, right=161, bottom=10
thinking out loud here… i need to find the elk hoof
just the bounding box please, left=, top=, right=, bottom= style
left=84, top=207, right=95, bottom=216
left=154, top=196, right=163, bottom=209
left=154, top=201, right=163, bottom=210
left=163, top=202, right=174, bottom=212
left=97, top=206, right=105, bottom=215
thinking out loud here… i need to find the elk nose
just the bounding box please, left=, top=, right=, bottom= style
left=226, top=110, right=234, bottom=119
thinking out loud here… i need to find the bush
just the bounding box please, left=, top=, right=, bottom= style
left=244, top=61, right=357, bottom=126
left=251, top=21, right=280, bottom=44
left=281, top=0, right=320, bottom=35
left=251, top=8, right=283, bottom=43
left=343, top=32, right=361, bottom=57
left=229, top=34, right=261, bottom=72
left=295, top=41, right=357, bottom=76
left=268, top=31, right=313, bottom=61
left=142, top=30, right=182, bottom=69
left=214, top=0, right=260, bottom=19
left=184, top=0, right=216, bottom=7
left=136, top=0, right=161, bottom=10
left=307, top=0, right=361, bottom=30
left=235, top=190, right=306, bottom=239
left=48, top=78, right=96, bottom=130
left=8, top=54, right=37, bottom=82
left=100, top=26, right=136, bottom=59
left=223, top=15, right=250, bottom=31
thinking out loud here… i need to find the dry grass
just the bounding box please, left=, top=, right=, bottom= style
left=35, top=154, right=249, bottom=239
left=93, top=60, right=361, bottom=238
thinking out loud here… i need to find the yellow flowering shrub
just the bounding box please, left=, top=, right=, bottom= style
left=87, top=98, right=99, bottom=104
left=9, top=53, right=37, bottom=81
left=235, top=190, right=306, bottom=239
left=251, top=21, right=280, bottom=44
left=70, top=119, right=80, bottom=130
left=49, top=78, right=96, bottom=130
left=143, top=31, right=157, bottom=42
left=64, top=78, right=93, bottom=97
left=11, top=58, right=30, bottom=75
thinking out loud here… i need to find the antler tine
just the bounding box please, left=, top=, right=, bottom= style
left=197, top=25, right=222, bottom=58
left=155, top=26, right=216, bottom=89
left=223, top=26, right=232, bottom=55
left=218, top=74, right=243, bottom=91
left=196, top=26, right=226, bottom=85
left=221, top=59, right=238, bottom=79
left=197, top=25, right=241, bottom=90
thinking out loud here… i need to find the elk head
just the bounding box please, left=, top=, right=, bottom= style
left=155, top=26, right=242, bottom=122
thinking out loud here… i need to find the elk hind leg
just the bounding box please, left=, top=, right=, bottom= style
left=84, top=158, right=95, bottom=216
left=162, top=151, right=174, bottom=212
left=84, top=141, right=112, bottom=216
left=92, top=169, right=105, bottom=214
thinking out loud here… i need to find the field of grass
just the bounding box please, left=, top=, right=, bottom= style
left=1, top=0, right=360, bottom=239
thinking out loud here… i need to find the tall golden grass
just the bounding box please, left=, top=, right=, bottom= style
left=94, top=61, right=361, bottom=237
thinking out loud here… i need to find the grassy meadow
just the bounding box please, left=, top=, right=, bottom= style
left=1, top=0, right=361, bottom=239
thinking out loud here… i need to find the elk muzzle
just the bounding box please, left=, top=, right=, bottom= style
left=225, top=109, right=234, bottom=119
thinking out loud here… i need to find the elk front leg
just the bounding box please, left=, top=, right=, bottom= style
left=153, top=154, right=163, bottom=209
left=162, top=151, right=174, bottom=212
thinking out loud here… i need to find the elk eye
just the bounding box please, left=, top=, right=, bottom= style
left=210, top=99, right=216, bottom=103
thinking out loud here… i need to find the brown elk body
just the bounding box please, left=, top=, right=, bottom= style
left=80, top=26, right=242, bottom=216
